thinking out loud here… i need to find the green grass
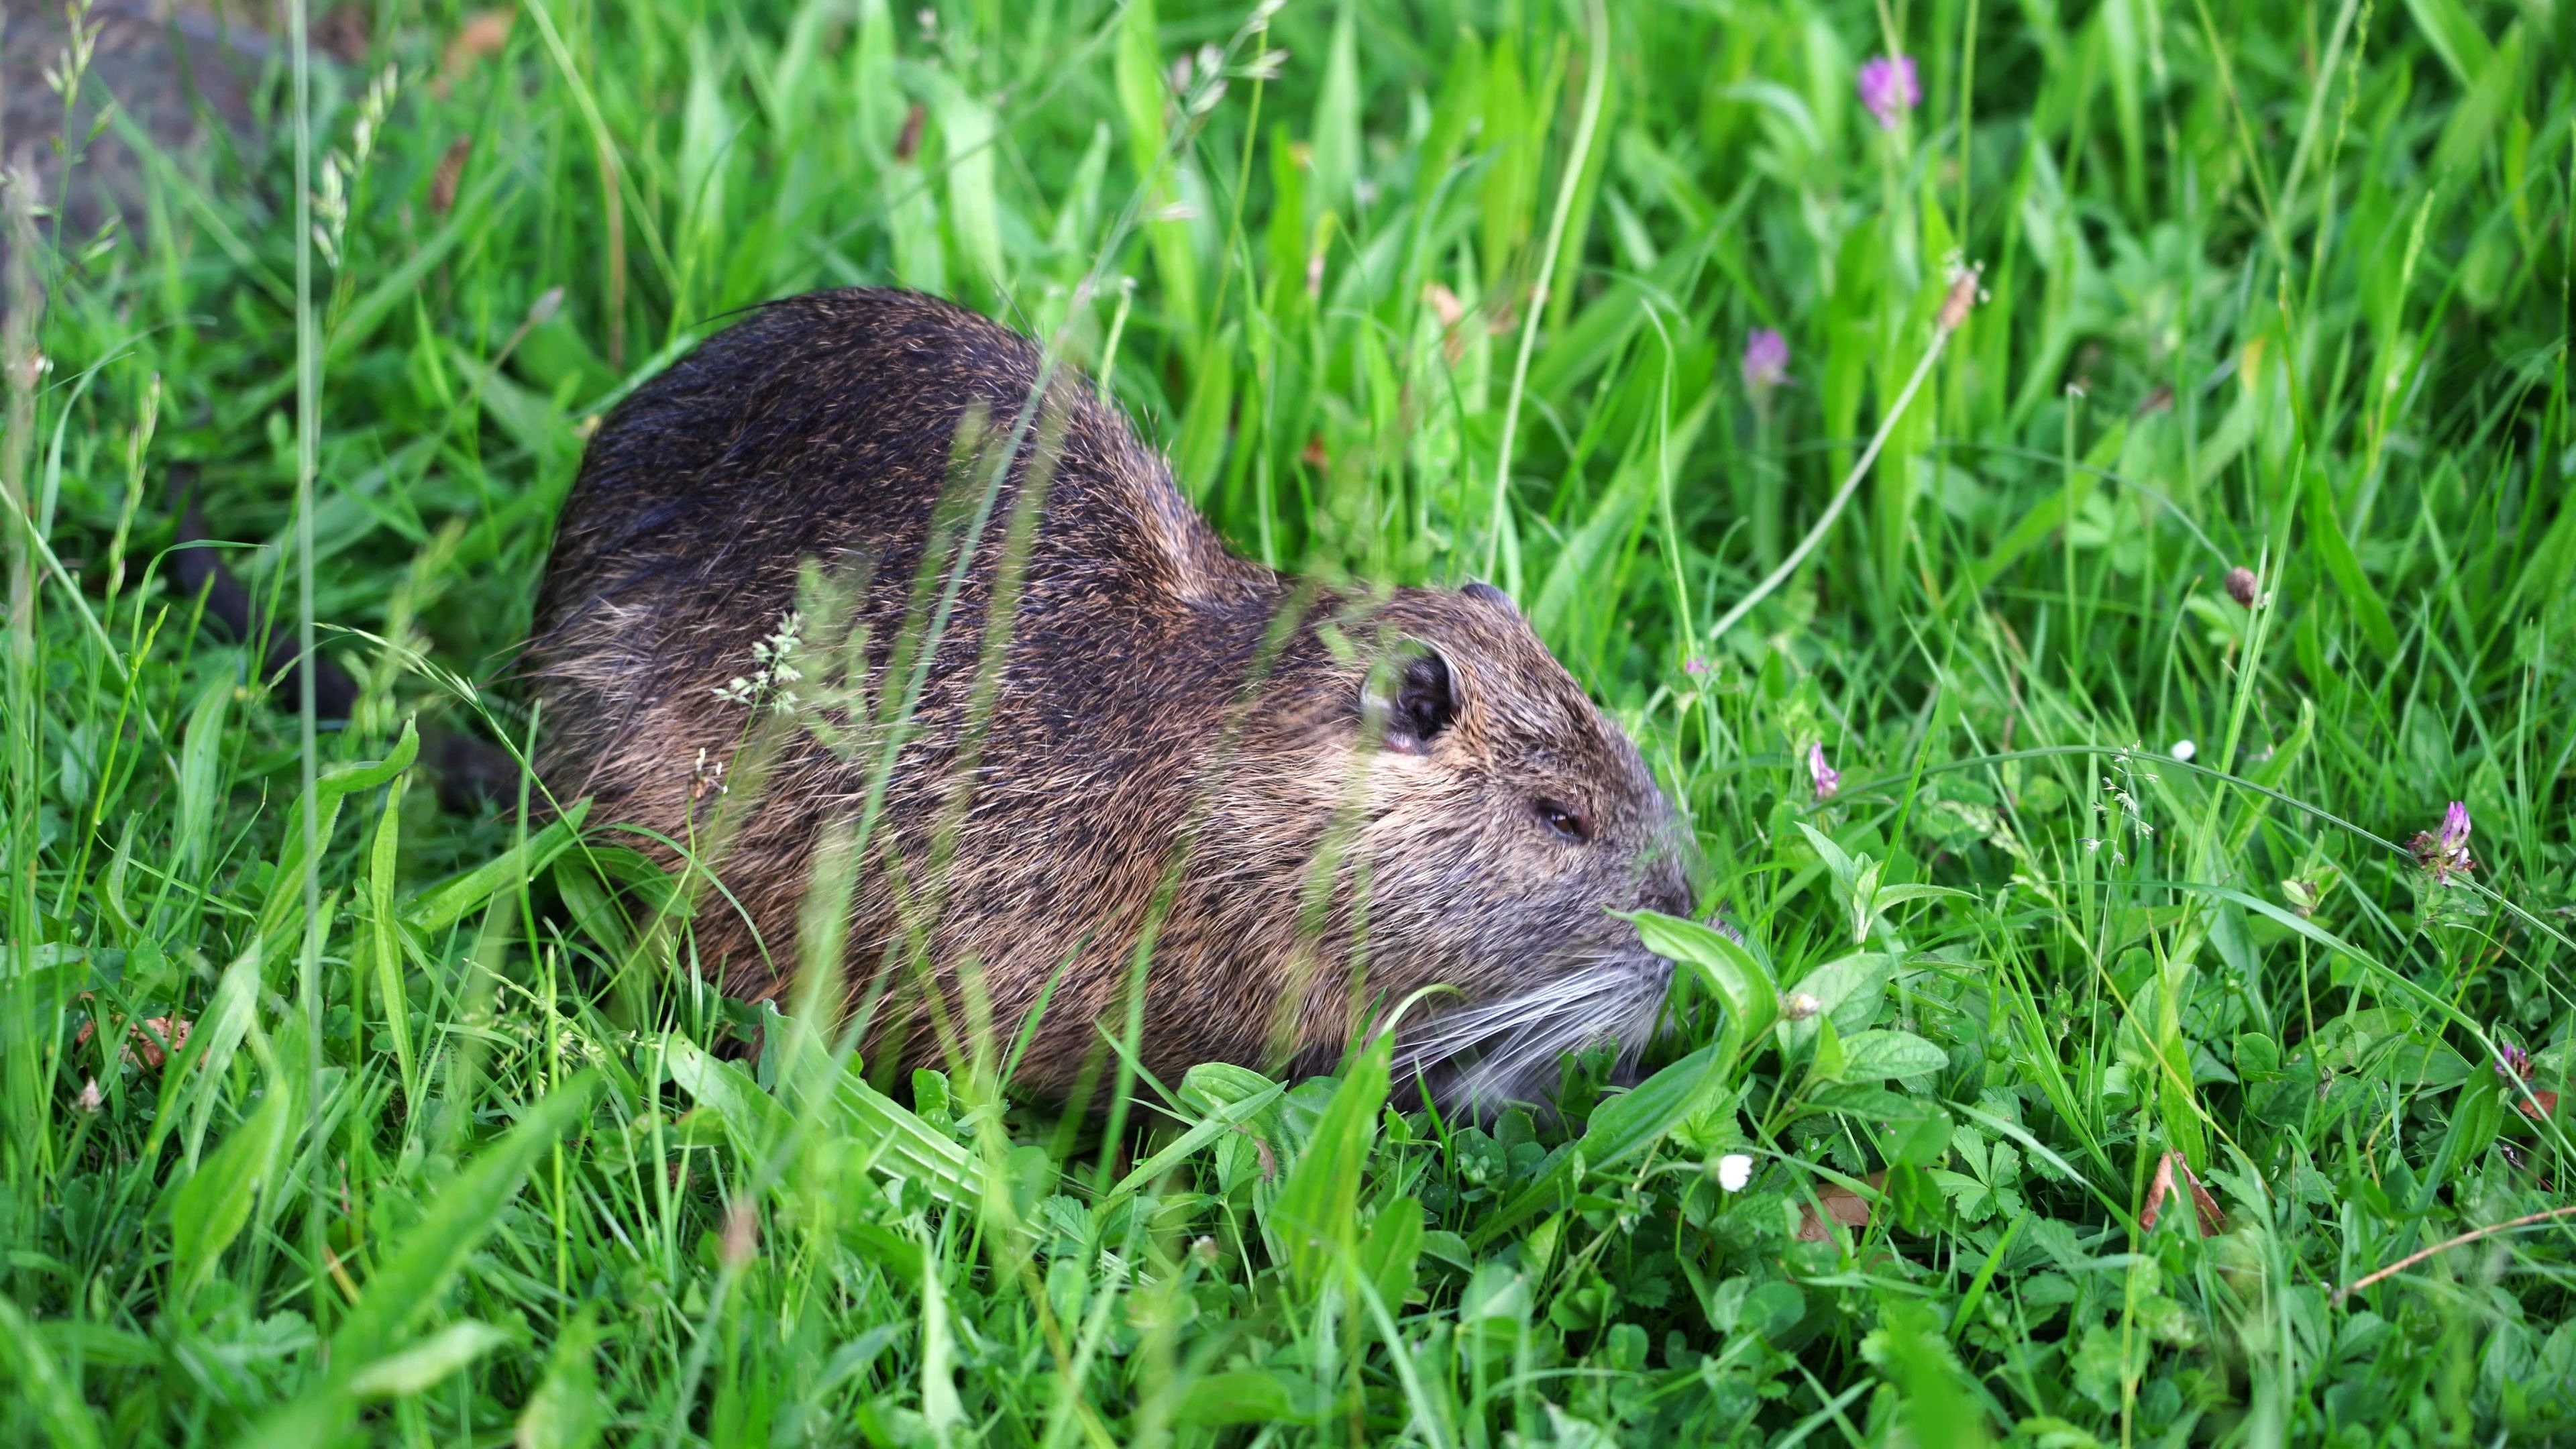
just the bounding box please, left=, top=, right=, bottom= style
left=5, top=0, right=2575, bottom=1442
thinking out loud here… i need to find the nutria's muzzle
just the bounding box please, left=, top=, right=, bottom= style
left=1389, top=943, right=1675, bottom=1118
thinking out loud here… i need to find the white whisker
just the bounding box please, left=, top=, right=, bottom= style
left=1392, top=953, right=1670, bottom=1116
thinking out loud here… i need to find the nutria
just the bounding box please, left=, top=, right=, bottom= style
left=531, top=288, right=1695, bottom=1110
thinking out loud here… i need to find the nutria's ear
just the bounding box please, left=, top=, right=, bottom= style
left=1460, top=580, right=1517, bottom=614
left=1364, top=639, right=1462, bottom=754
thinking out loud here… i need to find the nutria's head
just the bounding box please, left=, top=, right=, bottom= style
left=1258, top=582, right=1695, bottom=1114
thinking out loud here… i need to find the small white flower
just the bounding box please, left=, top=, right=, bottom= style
left=2169, top=739, right=2196, bottom=763
left=1239, top=48, right=1289, bottom=82
left=1716, top=1152, right=1754, bottom=1193
left=1781, top=991, right=1822, bottom=1022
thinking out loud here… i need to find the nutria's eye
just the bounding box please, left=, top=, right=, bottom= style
left=1535, top=799, right=1589, bottom=843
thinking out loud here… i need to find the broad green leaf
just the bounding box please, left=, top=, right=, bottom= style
left=367, top=773, right=417, bottom=1105
left=1358, top=1195, right=1425, bottom=1315
left=330, top=1071, right=600, bottom=1367
left=1179, top=1060, right=1280, bottom=1112
left=32, top=1321, right=157, bottom=1369
left=1888, top=1103, right=1957, bottom=1166
left=1172, top=323, right=1238, bottom=498
left=0, top=1295, right=104, bottom=1449
left=256, top=723, right=421, bottom=947
left=2403, top=0, right=2494, bottom=86
left=2431, top=28, right=2522, bottom=178
left=403, top=800, right=589, bottom=934
left=1835, top=1030, right=1949, bottom=1082
left=663, top=1035, right=795, bottom=1144
left=1472, top=1040, right=1718, bottom=1247
left=1474, top=908, right=1788, bottom=1244
left=1478, top=32, right=1538, bottom=290
left=346, top=1321, right=511, bottom=1399
left=1869, top=883, right=1974, bottom=912
left=1113, top=0, right=1197, bottom=335
left=1308, top=0, right=1361, bottom=209
left=2302, top=468, right=2400, bottom=661
left=833, top=1063, right=984, bottom=1210
left=172, top=673, right=231, bottom=879
left=937, top=78, right=1004, bottom=297
left=513, top=1310, right=604, bottom=1449
left=154, top=940, right=262, bottom=1165
left=1811, top=1013, right=1848, bottom=1080
left=665, top=1034, right=980, bottom=1210
left=841, top=1218, right=929, bottom=1282
left=1269, top=1034, right=1391, bottom=1296
left=1100, top=1075, right=1285, bottom=1218
left=1175, top=1369, right=1323, bottom=1428
left=1576, top=1042, right=1721, bottom=1169
left=1782, top=951, right=1894, bottom=1042
left=1628, top=911, right=1779, bottom=1044
left=1458, top=1260, right=1532, bottom=1323
left=168, top=1083, right=294, bottom=1293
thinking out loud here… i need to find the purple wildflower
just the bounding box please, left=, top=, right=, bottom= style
left=1857, top=55, right=1919, bottom=131
left=1684, top=657, right=1714, bottom=676
left=2496, top=1042, right=2533, bottom=1083
left=1741, top=328, right=1790, bottom=394
left=2408, top=800, right=2475, bottom=885
left=1808, top=743, right=1842, bottom=803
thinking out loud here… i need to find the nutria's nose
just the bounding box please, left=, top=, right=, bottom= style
left=1644, top=863, right=1693, bottom=917
left=1635, top=828, right=1697, bottom=917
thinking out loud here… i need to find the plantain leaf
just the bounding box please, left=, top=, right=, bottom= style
left=167, top=1082, right=294, bottom=1294
left=513, top=1311, right=605, bottom=1449
left=329, top=1071, right=600, bottom=1368
left=1628, top=910, right=1780, bottom=1046
left=172, top=674, right=231, bottom=879
left=0, top=1294, right=105, bottom=1449
left=402, top=799, right=588, bottom=935
left=1359, top=1195, right=1426, bottom=1314
left=346, top=1321, right=511, bottom=1399
left=1268, top=1034, right=1391, bottom=1297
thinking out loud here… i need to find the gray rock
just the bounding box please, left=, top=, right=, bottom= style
left=1, top=2, right=267, bottom=274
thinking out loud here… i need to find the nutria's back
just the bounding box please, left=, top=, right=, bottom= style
left=533, top=288, right=1692, bottom=1110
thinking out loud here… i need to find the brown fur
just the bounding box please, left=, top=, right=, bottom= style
left=531, top=289, right=1693, bottom=1109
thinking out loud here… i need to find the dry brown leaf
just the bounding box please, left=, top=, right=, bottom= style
left=72, top=1014, right=192, bottom=1070
left=314, top=3, right=371, bottom=64
left=1422, top=282, right=1466, bottom=363
left=1421, top=281, right=1465, bottom=331
left=429, top=136, right=472, bottom=218
left=436, top=10, right=515, bottom=95
left=1794, top=1171, right=1885, bottom=1242
left=2517, top=1089, right=2560, bottom=1120
left=893, top=102, right=927, bottom=165
left=128, top=1016, right=191, bottom=1068
left=2140, top=1150, right=2225, bottom=1238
